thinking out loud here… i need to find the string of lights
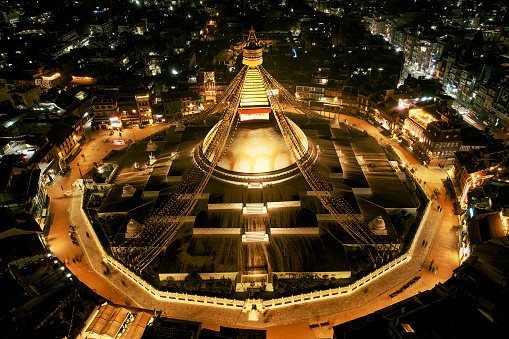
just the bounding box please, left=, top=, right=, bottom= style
left=115, top=62, right=395, bottom=272
left=261, top=67, right=395, bottom=266
left=121, top=67, right=248, bottom=273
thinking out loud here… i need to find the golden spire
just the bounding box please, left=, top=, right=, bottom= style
left=247, top=26, right=259, bottom=46
left=243, top=27, right=263, bottom=66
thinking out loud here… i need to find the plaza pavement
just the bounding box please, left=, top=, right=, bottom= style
left=53, top=118, right=461, bottom=334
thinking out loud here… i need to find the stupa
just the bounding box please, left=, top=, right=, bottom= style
left=194, top=28, right=316, bottom=185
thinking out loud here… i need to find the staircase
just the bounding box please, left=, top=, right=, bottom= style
left=242, top=217, right=268, bottom=243
left=243, top=203, right=267, bottom=214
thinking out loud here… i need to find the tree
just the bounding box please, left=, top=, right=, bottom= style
left=184, top=271, right=202, bottom=290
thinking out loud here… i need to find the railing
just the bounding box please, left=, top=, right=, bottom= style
left=262, top=253, right=411, bottom=309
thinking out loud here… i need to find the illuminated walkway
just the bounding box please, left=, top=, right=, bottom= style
left=68, top=177, right=449, bottom=328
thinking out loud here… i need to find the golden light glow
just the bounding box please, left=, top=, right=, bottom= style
left=203, top=120, right=308, bottom=173
left=239, top=113, right=270, bottom=121
left=398, top=98, right=411, bottom=108
left=42, top=72, right=61, bottom=81
left=409, top=108, right=435, bottom=127
left=72, top=76, right=95, bottom=81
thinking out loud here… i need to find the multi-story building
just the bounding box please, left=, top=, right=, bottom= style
left=2, top=10, right=20, bottom=25
left=403, top=34, right=417, bottom=64
left=421, top=121, right=462, bottom=165
left=161, top=91, right=200, bottom=120
left=472, top=83, right=498, bottom=119
left=438, top=54, right=456, bottom=84
left=38, top=88, right=92, bottom=120
left=204, top=19, right=217, bottom=41
left=385, top=18, right=397, bottom=44
left=373, top=97, right=406, bottom=131
left=401, top=99, right=467, bottom=164
left=402, top=103, right=438, bottom=141
left=90, top=17, right=114, bottom=38
left=453, top=146, right=509, bottom=193
left=410, top=39, right=443, bottom=77
left=117, top=91, right=140, bottom=127
left=45, top=116, right=85, bottom=171
left=443, top=57, right=482, bottom=102
left=367, top=15, right=393, bottom=38
left=135, top=93, right=152, bottom=125
left=91, top=93, right=118, bottom=130
left=490, top=80, right=509, bottom=128
left=200, top=67, right=228, bottom=105
left=295, top=83, right=325, bottom=102
left=458, top=65, right=481, bottom=103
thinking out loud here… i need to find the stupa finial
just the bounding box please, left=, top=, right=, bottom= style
left=243, top=27, right=263, bottom=66
left=247, top=27, right=259, bottom=46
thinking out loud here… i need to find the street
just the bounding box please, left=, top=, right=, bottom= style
left=45, top=123, right=170, bottom=306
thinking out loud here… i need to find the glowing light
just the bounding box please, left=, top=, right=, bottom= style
left=398, top=99, right=411, bottom=108
left=239, top=113, right=270, bottom=121
left=42, top=72, right=61, bottom=81
left=72, top=76, right=95, bottom=82
left=409, top=108, right=434, bottom=126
